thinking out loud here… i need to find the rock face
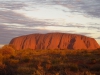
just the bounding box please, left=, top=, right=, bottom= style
left=9, top=33, right=100, bottom=50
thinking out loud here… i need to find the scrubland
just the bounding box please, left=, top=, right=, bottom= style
left=0, top=45, right=100, bottom=75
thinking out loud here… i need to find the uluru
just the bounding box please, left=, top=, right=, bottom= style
left=9, top=33, right=100, bottom=50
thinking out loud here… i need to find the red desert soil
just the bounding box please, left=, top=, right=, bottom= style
left=9, top=33, right=100, bottom=50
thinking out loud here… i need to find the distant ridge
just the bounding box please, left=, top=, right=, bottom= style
left=9, top=33, right=100, bottom=50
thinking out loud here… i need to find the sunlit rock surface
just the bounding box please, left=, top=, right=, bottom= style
left=10, top=33, right=100, bottom=50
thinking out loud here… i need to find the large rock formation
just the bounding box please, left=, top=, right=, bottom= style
left=9, top=33, right=100, bottom=50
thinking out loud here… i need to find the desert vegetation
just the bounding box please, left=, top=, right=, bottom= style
left=0, top=45, right=100, bottom=75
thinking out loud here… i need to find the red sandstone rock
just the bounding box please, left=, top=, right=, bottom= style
left=9, top=33, right=100, bottom=50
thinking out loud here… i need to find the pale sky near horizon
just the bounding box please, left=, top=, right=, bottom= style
left=0, top=0, right=100, bottom=45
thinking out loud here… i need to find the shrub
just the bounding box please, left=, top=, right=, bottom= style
left=0, top=54, right=3, bottom=62
left=82, top=71, right=95, bottom=75
left=1, top=45, right=15, bottom=56
left=20, top=56, right=30, bottom=63
left=0, top=62, right=6, bottom=75
left=0, top=62, right=5, bottom=69
left=90, top=64, right=100, bottom=71
left=17, top=67, right=35, bottom=75
left=68, top=63, right=79, bottom=72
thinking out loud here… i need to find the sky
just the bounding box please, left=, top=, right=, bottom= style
left=0, top=0, right=100, bottom=46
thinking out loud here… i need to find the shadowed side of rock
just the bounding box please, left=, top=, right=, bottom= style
left=9, top=33, right=100, bottom=50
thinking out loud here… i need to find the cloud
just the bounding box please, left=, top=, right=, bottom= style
left=0, top=8, right=86, bottom=30
left=0, top=1, right=26, bottom=10
left=1, top=0, right=100, bottom=19
left=52, top=0, right=100, bottom=18
left=0, top=10, right=50, bottom=28
left=97, top=31, right=100, bottom=32
left=87, top=23, right=100, bottom=30
left=64, top=24, right=85, bottom=28
left=78, top=32, right=92, bottom=36
left=95, top=37, right=100, bottom=39
left=88, top=26, right=100, bottom=30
